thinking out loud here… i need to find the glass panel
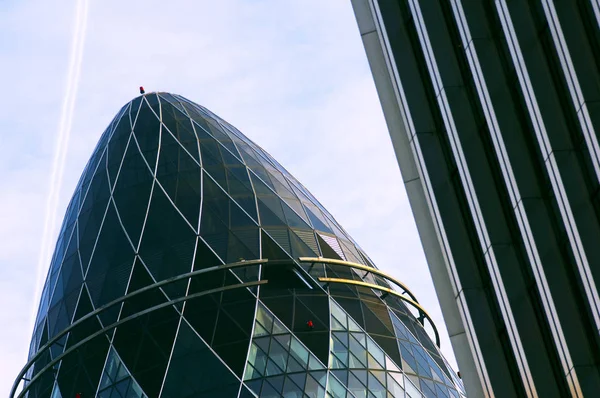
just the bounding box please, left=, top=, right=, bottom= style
left=435, top=382, right=451, bottom=398
left=97, top=348, right=146, bottom=398
left=332, top=370, right=349, bottom=387
left=330, top=301, right=348, bottom=328
left=50, top=383, right=63, bottom=398
left=269, top=338, right=290, bottom=371
left=386, top=356, right=401, bottom=373
left=333, top=332, right=349, bottom=348
left=255, top=336, right=271, bottom=354
left=327, top=375, right=349, bottom=398
left=246, top=344, right=260, bottom=380
left=412, top=345, right=433, bottom=377
left=289, top=373, right=307, bottom=393
left=348, top=334, right=367, bottom=366
left=368, top=353, right=384, bottom=370
left=313, top=371, right=328, bottom=387
left=267, top=375, right=285, bottom=394
left=332, top=317, right=346, bottom=331
left=272, top=317, right=289, bottom=335
left=261, top=379, right=283, bottom=398
left=353, top=333, right=366, bottom=348
left=290, top=338, right=310, bottom=367
left=349, top=353, right=365, bottom=369
left=368, top=371, right=387, bottom=398
left=305, top=373, right=326, bottom=398
left=257, top=305, right=274, bottom=334
left=348, top=317, right=361, bottom=332
left=348, top=371, right=367, bottom=398
left=265, top=357, right=285, bottom=376
left=275, top=334, right=291, bottom=349
left=419, top=379, right=437, bottom=398
left=287, top=354, right=305, bottom=373
left=331, top=353, right=346, bottom=369
left=332, top=335, right=347, bottom=356
left=250, top=342, right=268, bottom=376
left=283, top=375, right=306, bottom=398
left=128, top=380, right=146, bottom=398
left=367, top=338, right=386, bottom=368
left=245, top=379, right=263, bottom=396
left=387, top=373, right=405, bottom=398
left=309, top=356, right=325, bottom=370
left=244, top=363, right=261, bottom=381
left=405, top=377, right=423, bottom=398
left=254, top=321, right=269, bottom=337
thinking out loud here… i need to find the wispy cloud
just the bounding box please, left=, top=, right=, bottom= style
left=0, top=0, right=75, bottom=394
left=31, top=0, right=89, bottom=333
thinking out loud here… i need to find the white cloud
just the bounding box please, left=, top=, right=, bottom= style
left=0, top=0, right=457, bottom=395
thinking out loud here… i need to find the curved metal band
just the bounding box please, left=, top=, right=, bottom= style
left=298, top=256, right=419, bottom=303
left=13, top=280, right=267, bottom=398
left=11, top=259, right=267, bottom=398
left=318, top=277, right=441, bottom=348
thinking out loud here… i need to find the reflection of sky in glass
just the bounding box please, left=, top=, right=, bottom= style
left=22, top=94, right=463, bottom=398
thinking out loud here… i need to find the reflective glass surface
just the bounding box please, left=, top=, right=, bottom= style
left=24, top=93, right=464, bottom=397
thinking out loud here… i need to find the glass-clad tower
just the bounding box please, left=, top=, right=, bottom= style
left=15, top=93, right=464, bottom=398
left=351, top=0, right=600, bottom=397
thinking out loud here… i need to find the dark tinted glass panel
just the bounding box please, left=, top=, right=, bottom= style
left=25, top=93, right=460, bottom=398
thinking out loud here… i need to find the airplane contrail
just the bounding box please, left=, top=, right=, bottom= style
left=29, top=0, right=90, bottom=333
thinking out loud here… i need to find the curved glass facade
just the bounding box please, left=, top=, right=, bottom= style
left=19, top=93, right=465, bottom=398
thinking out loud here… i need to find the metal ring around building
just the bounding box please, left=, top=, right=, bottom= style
left=12, top=280, right=268, bottom=398
left=298, top=256, right=419, bottom=303
left=15, top=256, right=441, bottom=396
left=11, top=259, right=268, bottom=398
left=318, top=277, right=441, bottom=348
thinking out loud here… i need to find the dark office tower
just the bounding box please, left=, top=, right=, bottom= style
left=15, top=93, right=465, bottom=398
left=350, top=0, right=600, bottom=397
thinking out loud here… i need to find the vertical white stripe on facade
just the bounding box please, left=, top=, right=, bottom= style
left=590, top=0, right=600, bottom=33
left=494, top=1, right=600, bottom=395
left=448, top=0, right=597, bottom=395
left=407, top=0, right=537, bottom=395
left=500, top=0, right=600, bottom=337
left=541, top=0, right=600, bottom=184
left=367, top=0, right=493, bottom=395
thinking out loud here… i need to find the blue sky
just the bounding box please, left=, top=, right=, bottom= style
left=1, top=0, right=457, bottom=394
